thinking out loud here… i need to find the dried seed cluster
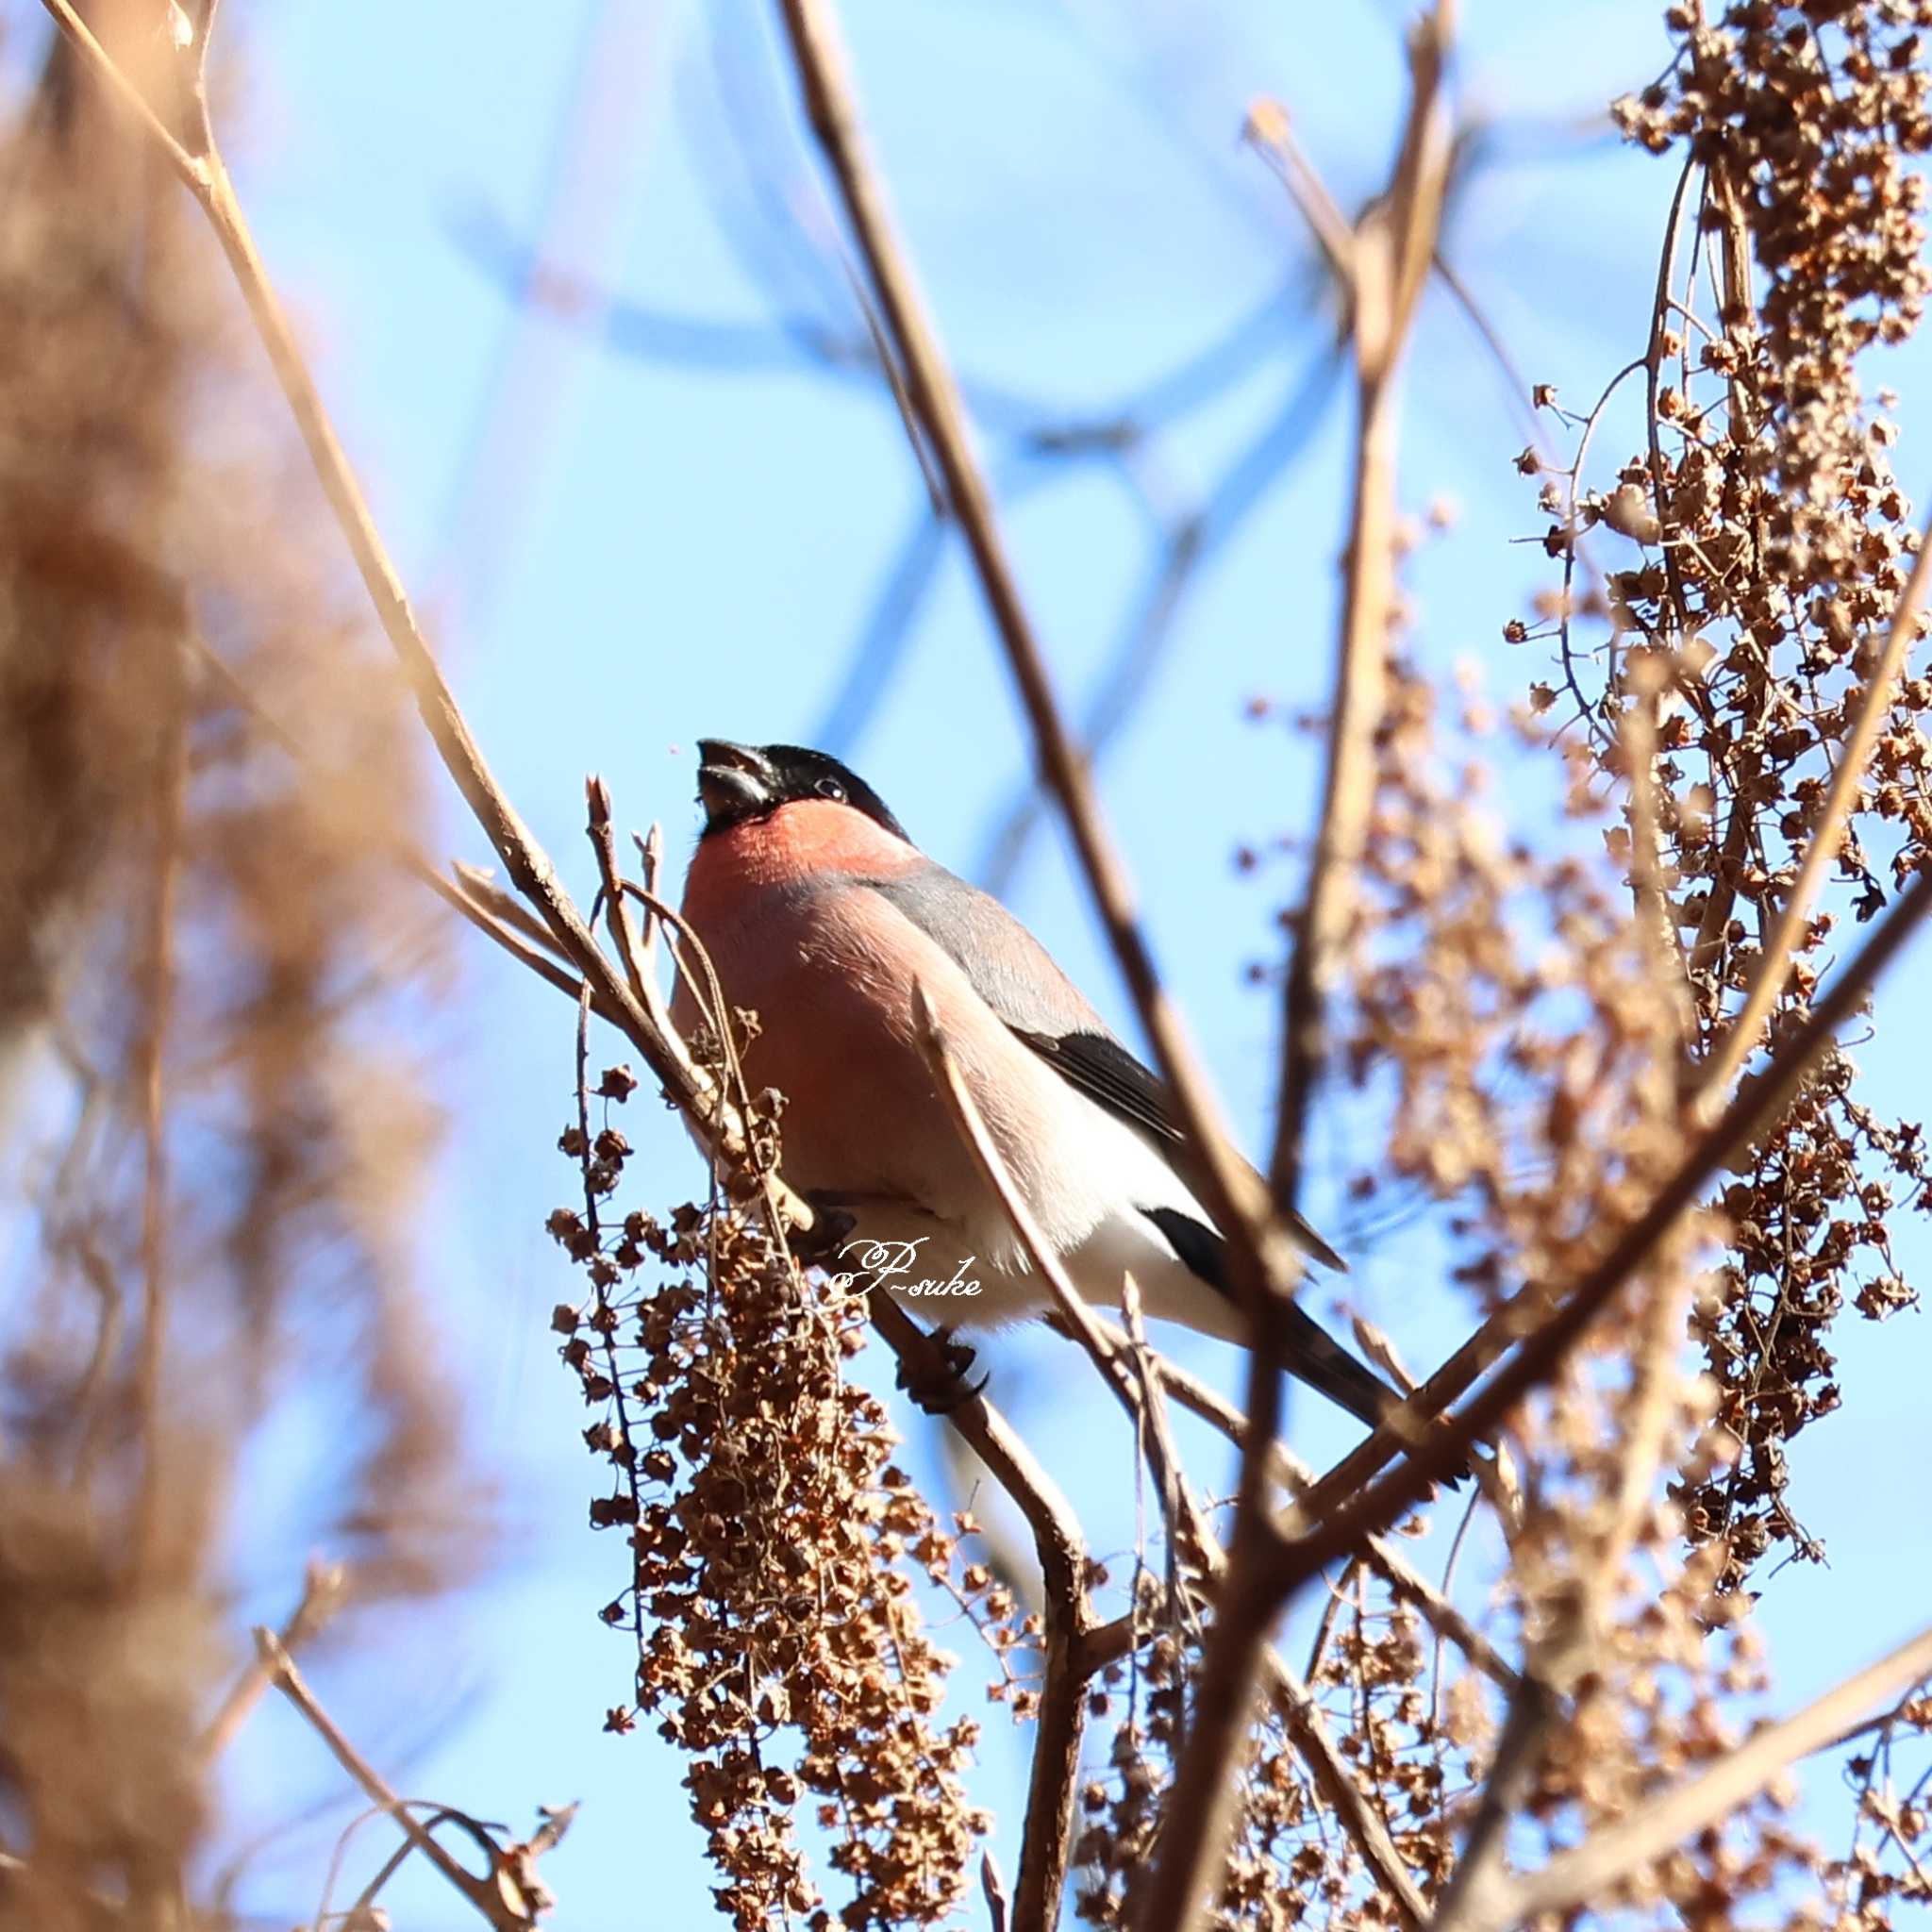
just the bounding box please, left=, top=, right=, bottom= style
left=550, top=1067, right=987, bottom=1929
left=1342, top=660, right=1687, bottom=1307
left=1264, top=651, right=1845, bottom=1918
left=1073, top=1630, right=1188, bottom=1926
left=1071, top=1571, right=1466, bottom=1930
left=1837, top=1693, right=1932, bottom=1921
left=1506, top=0, right=1932, bottom=1588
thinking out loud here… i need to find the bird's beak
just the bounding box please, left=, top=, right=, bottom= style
left=696, top=739, right=776, bottom=824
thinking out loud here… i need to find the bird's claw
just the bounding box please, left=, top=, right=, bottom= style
left=894, top=1327, right=986, bottom=1415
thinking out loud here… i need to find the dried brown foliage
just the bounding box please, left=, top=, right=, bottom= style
left=0, top=18, right=485, bottom=1929
left=1506, top=0, right=1932, bottom=1588
left=553, top=1049, right=989, bottom=1928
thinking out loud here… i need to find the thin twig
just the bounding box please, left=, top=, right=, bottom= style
left=980, top=1849, right=1011, bottom=1932
left=586, top=776, right=650, bottom=1008
left=635, top=824, right=665, bottom=986
left=201, top=1558, right=350, bottom=1762
left=1241, top=102, right=1357, bottom=291
left=449, top=860, right=575, bottom=962
left=910, top=983, right=1190, bottom=1534
left=1100, top=1323, right=1516, bottom=1693
left=864, top=1293, right=1096, bottom=1932
left=256, top=1630, right=535, bottom=1930
left=1118, top=1276, right=1195, bottom=1624
left=1259, top=1647, right=1426, bottom=1930
left=1158, top=1484, right=1430, bottom=1927
left=907, top=983, right=1148, bottom=1926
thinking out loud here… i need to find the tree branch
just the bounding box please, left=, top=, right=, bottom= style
left=257, top=1629, right=539, bottom=1929
left=863, top=1292, right=1096, bottom=1932
left=1694, top=508, right=1932, bottom=1117
left=1271, top=855, right=1932, bottom=1590
left=1503, top=1623, right=1932, bottom=1924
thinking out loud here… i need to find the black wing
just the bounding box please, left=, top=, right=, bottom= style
left=1016, top=1027, right=1347, bottom=1273
left=865, top=868, right=1347, bottom=1273
left=1012, top=1025, right=1178, bottom=1145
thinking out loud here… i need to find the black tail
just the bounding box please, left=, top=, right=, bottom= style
left=1142, top=1206, right=1400, bottom=1431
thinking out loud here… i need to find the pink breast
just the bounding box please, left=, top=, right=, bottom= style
left=675, top=873, right=1055, bottom=1215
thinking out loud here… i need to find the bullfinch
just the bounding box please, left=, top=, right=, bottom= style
left=673, top=739, right=1404, bottom=1432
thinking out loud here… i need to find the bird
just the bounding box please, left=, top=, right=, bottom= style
left=673, top=737, right=1406, bottom=1431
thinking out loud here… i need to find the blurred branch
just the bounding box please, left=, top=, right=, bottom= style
left=1241, top=103, right=1357, bottom=289
left=130, top=644, right=186, bottom=1579
left=1264, top=6, right=1454, bottom=1216
left=975, top=344, right=1347, bottom=894
left=35, top=0, right=835, bottom=1285
left=33, top=0, right=768, bottom=1206
left=182, top=621, right=606, bottom=1013
left=429, top=3, right=662, bottom=622
left=1497, top=1622, right=1932, bottom=1925
left=1434, top=1141, right=1700, bottom=1932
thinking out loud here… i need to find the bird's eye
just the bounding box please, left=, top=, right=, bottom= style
left=815, top=776, right=847, bottom=802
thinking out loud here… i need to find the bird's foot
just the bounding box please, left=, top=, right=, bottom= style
left=894, top=1324, right=987, bottom=1416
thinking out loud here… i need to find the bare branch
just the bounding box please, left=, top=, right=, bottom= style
left=863, top=1292, right=1095, bottom=1932
left=200, top=1558, right=349, bottom=1762
left=586, top=776, right=650, bottom=1008
left=980, top=1849, right=1011, bottom=1932
left=909, top=982, right=1190, bottom=1534
left=906, top=982, right=1164, bottom=1925
left=130, top=648, right=186, bottom=1579
left=1502, top=1623, right=1932, bottom=1924
left=1241, top=102, right=1357, bottom=290
left=1092, top=1321, right=1516, bottom=1694
left=257, top=1629, right=538, bottom=1930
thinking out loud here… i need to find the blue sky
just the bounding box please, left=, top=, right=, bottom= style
left=76, top=0, right=1932, bottom=1921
